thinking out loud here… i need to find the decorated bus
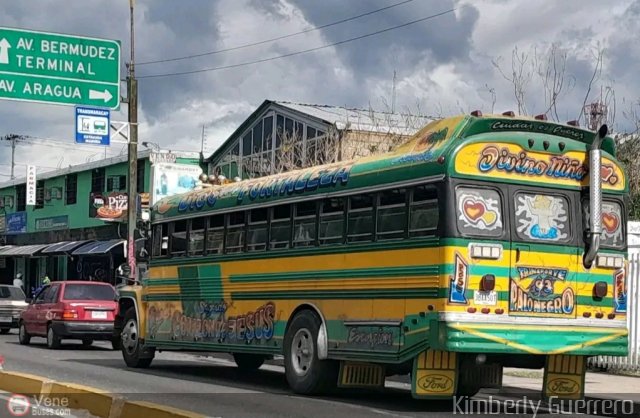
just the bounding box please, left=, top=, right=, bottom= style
left=115, top=112, right=629, bottom=400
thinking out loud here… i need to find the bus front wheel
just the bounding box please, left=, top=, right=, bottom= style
left=284, top=310, right=338, bottom=394
left=121, top=307, right=154, bottom=368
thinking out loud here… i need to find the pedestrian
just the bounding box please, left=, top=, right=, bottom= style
left=13, top=273, right=24, bottom=291
left=42, top=275, right=51, bottom=285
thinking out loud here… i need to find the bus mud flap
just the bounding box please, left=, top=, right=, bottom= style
left=543, top=354, right=586, bottom=401
left=411, top=349, right=458, bottom=399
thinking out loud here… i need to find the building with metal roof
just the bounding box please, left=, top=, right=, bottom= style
left=206, top=100, right=435, bottom=180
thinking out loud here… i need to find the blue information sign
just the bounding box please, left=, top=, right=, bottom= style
left=75, top=106, right=110, bottom=145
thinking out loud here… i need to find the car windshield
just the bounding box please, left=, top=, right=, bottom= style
left=0, top=286, right=26, bottom=301
left=63, top=284, right=115, bottom=301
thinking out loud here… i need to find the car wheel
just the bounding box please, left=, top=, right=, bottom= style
left=233, top=353, right=266, bottom=371
left=82, top=339, right=93, bottom=347
left=18, top=323, right=30, bottom=345
left=121, top=307, right=154, bottom=368
left=0, top=328, right=10, bottom=335
left=46, top=325, right=61, bottom=349
left=283, top=310, right=338, bottom=394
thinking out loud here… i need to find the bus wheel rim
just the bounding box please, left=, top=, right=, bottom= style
left=291, top=328, right=313, bottom=376
left=122, top=319, right=138, bottom=354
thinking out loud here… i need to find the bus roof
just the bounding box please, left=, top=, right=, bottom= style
left=152, top=114, right=624, bottom=222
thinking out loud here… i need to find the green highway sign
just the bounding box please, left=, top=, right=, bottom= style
left=0, top=27, right=121, bottom=109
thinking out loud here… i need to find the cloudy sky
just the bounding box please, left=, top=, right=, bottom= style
left=0, top=0, right=638, bottom=180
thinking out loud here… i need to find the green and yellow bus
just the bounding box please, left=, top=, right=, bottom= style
left=116, top=112, right=629, bottom=400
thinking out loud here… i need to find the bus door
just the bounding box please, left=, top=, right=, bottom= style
left=508, top=187, right=578, bottom=319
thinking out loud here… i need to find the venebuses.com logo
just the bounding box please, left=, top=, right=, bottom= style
left=7, top=394, right=30, bottom=417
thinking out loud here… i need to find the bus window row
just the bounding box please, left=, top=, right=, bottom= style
left=152, top=185, right=439, bottom=258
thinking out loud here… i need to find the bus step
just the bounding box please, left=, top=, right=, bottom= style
left=338, top=362, right=385, bottom=389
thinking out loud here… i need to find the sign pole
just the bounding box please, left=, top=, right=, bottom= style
left=127, top=0, right=138, bottom=283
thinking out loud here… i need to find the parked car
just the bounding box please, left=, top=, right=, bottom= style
left=18, top=281, right=119, bottom=349
left=0, top=285, right=28, bottom=334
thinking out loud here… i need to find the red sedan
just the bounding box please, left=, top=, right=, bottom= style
left=18, top=281, right=119, bottom=349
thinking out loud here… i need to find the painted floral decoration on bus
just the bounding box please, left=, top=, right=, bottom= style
left=515, top=194, right=569, bottom=242
left=456, top=188, right=503, bottom=236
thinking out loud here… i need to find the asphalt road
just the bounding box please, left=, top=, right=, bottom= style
left=0, top=331, right=616, bottom=418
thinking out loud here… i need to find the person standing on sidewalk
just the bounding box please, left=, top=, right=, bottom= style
left=13, top=273, right=24, bottom=291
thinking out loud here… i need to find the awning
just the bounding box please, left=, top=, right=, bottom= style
left=0, top=246, right=15, bottom=256
left=41, top=240, right=94, bottom=255
left=0, top=244, right=50, bottom=256
left=72, top=239, right=125, bottom=256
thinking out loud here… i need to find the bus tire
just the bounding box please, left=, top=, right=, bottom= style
left=233, top=353, right=265, bottom=371
left=284, top=310, right=338, bottom=394
left=121, top=307, right=154, bottom=368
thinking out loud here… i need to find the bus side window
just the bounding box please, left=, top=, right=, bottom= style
left=170, top=220, right=188, bottom=257
left=248, top=208, right=268, bottom=252
left=319, top=197, right=345, bottom=245
left=152, top=224, right=168, bottom=257
left=270, top=204, right=291, bottom=249
left=348, top=194, right=374, bottom=242
left=206, top=215, right=224, bottom=254
left=410, top=186, right=439, bottom=237
left=189, top=217, right=205, bottom=256
left=226, top=211, right=246, bottom=253
left=293, top=200, right=317, bottom=247
left=377, top=188, right=407, bottom=241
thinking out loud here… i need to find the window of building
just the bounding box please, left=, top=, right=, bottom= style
left=65, top=174, right=77, bottom=205
left=16, top=184, right=25, bottom=212
left=242, top=132, right=252, bottom=156
left=293, top=200, right=317, bottom=247
left=410, top=185, right=439, bottom=237
left=206, top=215, right=224, bottom=254
left=170, top=220, right=188, bottom=257
left=348, top=194, right=374, bottom=242
left=189, top=217, right=205, bottom=255
left=263, top=116, right=273, bottom=151
left=91, top=168, right=105, bottom=193
left=106, top=175, right=127, bottom=192
left=270, top=204, right=291, bottom=249
left=35, top=180, right=45, bottom=209
left=226, top=212, right=245, bottom=253
left=137, top=161, right=146, bottom=193
left=247, top=208, right=268, bottom=252
left=276, top=114, right=285, bottom=148
left=253, top=120, right=263, bottom=154
left=377, top=189, right=407, bottom=241
left=319, top=198, right=345, bottom=245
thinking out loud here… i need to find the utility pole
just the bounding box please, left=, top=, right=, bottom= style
left=1, top=134, right=25, bottom=180
left=126, top=0, right=138, bottom=282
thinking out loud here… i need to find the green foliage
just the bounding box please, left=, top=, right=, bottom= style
left=616, top=139, right=640, bottom=220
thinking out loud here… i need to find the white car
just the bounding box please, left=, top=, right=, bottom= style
left=0, top=285, right=28, bottom=334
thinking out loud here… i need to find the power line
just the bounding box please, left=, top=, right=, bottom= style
left=137, top=0, right=417, bottom=66
left=138, top=8, right=455, bottom=79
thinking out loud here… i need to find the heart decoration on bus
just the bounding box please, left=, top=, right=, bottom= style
left=462, top=198, right=497, bottom=226
left=602, top=212, right=620, bottom=233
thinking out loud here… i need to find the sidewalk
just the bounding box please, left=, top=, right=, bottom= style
left=502, top=368, right=640, bottom=403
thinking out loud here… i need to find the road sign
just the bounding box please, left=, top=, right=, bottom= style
left=75, top=106, right=110, bottom=145
left=0, top=27, right=120, bottom=109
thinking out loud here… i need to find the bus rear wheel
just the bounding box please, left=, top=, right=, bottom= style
left=284, top=310, right=338, bottom=394
left=233, top=353, right=265, bottom=371
left=121, top=307, right=154, bottom=368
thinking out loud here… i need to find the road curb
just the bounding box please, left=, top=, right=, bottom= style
left=0, top=370, right=204, bottom=418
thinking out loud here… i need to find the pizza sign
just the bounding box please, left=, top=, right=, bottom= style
left=90, top=192, right=128, bottom=222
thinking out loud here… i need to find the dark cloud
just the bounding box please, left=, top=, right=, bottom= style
left=289, top=0, right=478, bottom=78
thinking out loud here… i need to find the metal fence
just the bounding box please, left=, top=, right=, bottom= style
left=588, top=252, right=640, bottom=372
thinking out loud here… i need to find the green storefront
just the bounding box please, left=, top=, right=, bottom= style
left=0, top=150, right=203, bottom=295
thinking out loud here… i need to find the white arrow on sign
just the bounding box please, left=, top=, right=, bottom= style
left=89, top=89, right=113, bottom=103
left=0, top=38, right=11, bottom=65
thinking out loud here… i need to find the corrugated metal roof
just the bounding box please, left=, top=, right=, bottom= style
left=274, top=101, right=436, bottom=136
